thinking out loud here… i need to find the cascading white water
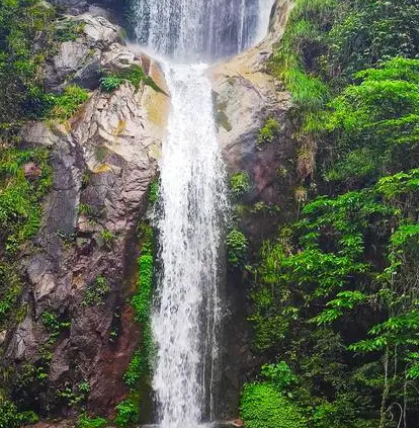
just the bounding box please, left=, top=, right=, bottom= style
left=152, top=63, right=227, bottom=428
left=134, top=0, right=259, bottom=61
left=132, top=1, right=273, bottom=427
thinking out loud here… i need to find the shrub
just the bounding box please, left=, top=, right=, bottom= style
left=230, top=172, right=251, bottom=198
left=257, top=118, right=280, bottom=147
left=100, top=75, right=123, bottom=93
left=240, top=382, right=306, bottom=428
left=114, top=398, right=139, bottom=427
left=226, top=229, right=248, bottom=269
left=261, top=362, right=299, bottom=393
left=77, top=414, right=108, bottom=428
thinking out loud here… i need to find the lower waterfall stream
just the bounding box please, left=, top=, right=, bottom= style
left=152, top=63, right=227, bottom=428
left=132, top=1, right=274, bottom=426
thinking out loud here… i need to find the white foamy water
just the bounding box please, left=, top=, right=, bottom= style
left=131, top=0, right=275, bottom=427
left=134, top=0, right=260, bottom=61
left=152, top=63, right=227, bottom=428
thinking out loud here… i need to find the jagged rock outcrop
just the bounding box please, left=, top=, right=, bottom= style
left=212, top=0, right=294, bottom=211
left=4, top=13, right=169, bottom=418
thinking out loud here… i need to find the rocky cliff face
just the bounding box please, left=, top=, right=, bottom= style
left=3, top=13, right=169, bottom=418
left=210, top=0, right=295, bottom=419
left=3, top=0, right=296, bottom=424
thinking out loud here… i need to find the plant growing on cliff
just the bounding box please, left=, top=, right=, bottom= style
left=77, top=414, right=108, bottom=428
left=114, top=398, right=140, bottom=427
left=0, top=0, right=56, bottom=137
left=226, top=229, right=249, bottom=269
left=55, top=19, right=86, bottom=42
left=148, top=178, right=160, bottom=204
left=257, top=118, right=280, bottom=147
left=124, top=224, right=155, bottom=389
left=100, top=75, right=123, bottom=93
left=83, top=276, right=111, bottom=306
left=101, top=65, right=163, bottom=94
left=0, top=399, right=21, bottom=428
left=46, top=85, right=89, bottom=120
left=230, top=172, right=251, bottom=198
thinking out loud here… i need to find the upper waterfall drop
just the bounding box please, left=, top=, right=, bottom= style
left=133, top=0, right=261, bottom=61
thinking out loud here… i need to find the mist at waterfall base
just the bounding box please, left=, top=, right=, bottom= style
left=131, top=1, right=274, bottom=427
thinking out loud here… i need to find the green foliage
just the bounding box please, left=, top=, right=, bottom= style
left=100, top=229, right=115, bottom=248
left=248, top=166, right=419, bottom=425
left=55, top=19, right=85, bottom=42
left=100, top=75, right=123, bottom=93
left=0, top=0, right=56, bottom=136
left=240, top=382, right=306, bottom=428
left=0, top=399, right=20, bottom=428
left=123, top=350, right=144, bottom=388
left=57, top=381, right=90, bottom=409
left=101, top=65, right=162, bottom=93
left=247, top=1, right=419, bottom=427
left=230, top=172, right=251, bottom=198
left=83, top=276, right=111, bottom=306
left=326, top=58, right=419, bottom=184
left=257, top=118, right=280, bottom=147
left=261, top=362, right=298, bottom=394
left=77, top=414, right=108, bottom=428
left=0, top=147, right=51, bottom=328
left=125, top=224, right=155, bottom=389
left=46, top=85, right=89, bottom=120
left=226, top=229, right=248, bottom=269
left=41, top=311, right=71, bottom=341
left=148, top=178, right=160, bottom=204
left=114, top=398, right=139, bottom=427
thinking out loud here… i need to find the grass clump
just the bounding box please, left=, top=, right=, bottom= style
left=257, top=118, right=280, bottom=147
left=100, top=65, right=163, bottom=93
left=46, top=85, right=89, bottom=120
left=241, top=383, right=306, bottom=428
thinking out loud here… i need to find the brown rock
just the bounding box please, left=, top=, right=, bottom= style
left=23, top=162, right=42, bottom=180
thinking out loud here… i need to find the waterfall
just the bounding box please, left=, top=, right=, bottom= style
left=134, top=0, right=260, bottom=61
left=152, top=63, right=226, bottom=428
left=132, top=1, right=273, bottom=427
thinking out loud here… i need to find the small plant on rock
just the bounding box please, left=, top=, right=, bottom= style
left=230, top=172, right=251, bottom=198
left=226, top=229, right=249, bottom=269
left=114, top=398, right=140, bottom=427
left=83, top=276, right=111, bottom=306
left=257, top=118, right=280, bottom=147
left=100, top=75, right=123, bottom=93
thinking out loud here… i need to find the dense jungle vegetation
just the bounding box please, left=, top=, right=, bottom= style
left=240, top=0, right=419, bottom=427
